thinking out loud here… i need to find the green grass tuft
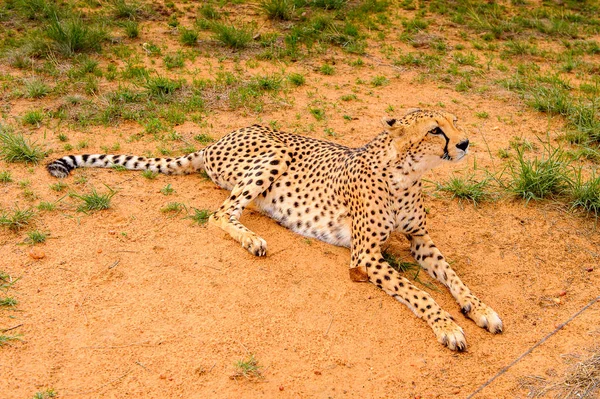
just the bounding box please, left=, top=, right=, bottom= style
left=194, top=134, right=214, bottom=145
left=161, top=202, right=186, bottom=215
left=37, top=201, right=57, bottom=211
left=0, top=296, right=18, bottom=307
left=288, top=72, right=305, bottom=86
left=504, top=144, right=571, bottom=202
left=145, top=76, right=182, bottom=99
left=0, top=127, right=46, bottom=164
left=0, top=171, right=12, bottom=183
left=26, top=230, right=48, bottom=244
left=0, top=334, right=22, bottom=347
left=231, top=354, right=263, bottom=381
left=160, top=184, right=175, bottom=195
left=260, top=0, right=294, bottom=21
left=141, top=170, right=158, bottom=180
left=188, top=208, right=211, bottom=225
left=22, top=110, right=44, bottom=127
left=180, top=27, right=198, bottom=46
left=569, top=170, right=600, bottom=217
left=211, top=21, right=254, bottom=49
left=0, top=206, right=36, bottom=232
left=24, top=78, right=50, bottom=99
left=71, top=187, right=117, bottom=212
left=46, top=13, right=107, bottom=56
left=434, top=173, right=492, bottom=205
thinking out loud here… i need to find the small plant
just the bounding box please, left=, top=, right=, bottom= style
left=452, top=52, right=478, bottom=66
left=0, top=334, right=22, bottom=347
left=142, top=170, right=158, bottom=179
left=188, top=208, right=211, bottom=225
left=199, top=4, right=221, bottom=20
left=309, top=107, right=325, bottom=121
left=0, top=270, right=18, bottom=290
left=288, top=72, right=305, bottom=86
left=26, top=230, right=48, bottom=244
left=569, top=170, right=600, bottom=217
left=433, top=173, right=492, bottom=205
left=145, top=76, right=182, bottom=99
left=497, top=148, right=510, bottom=159
left=180, top=27, right=198, bottom=46
left=371, top=75, right=389, bottom=87
left=475, top=111, right=489, bottom=119
left=252, top=74, right=283, bottom=91
left=0, top=206, right=36, bottom=232
left=0, top=127, right=47, bottom=164
left=161, top=202, right=185, bottom=214
left=71, top=186, right=117, bottom=212
left=504, top=144, right=571, bottom=202
left=164, top=52, right=185, bottom=69
left=122, top=20, right=139, bottom=39
left=0, top=171, right=12, bottom=183
left=160, top=184, right=174, bottom=195
left=319, top=63, right=335, bottom=75
left=231, top=354, right=263, bottom=381
left=58, top=133, right=68, bottom=142
left=111, top=0, right=146, bottom=19
left=194, top=134, right=214, bottom=145
left=211, top=21, right=254, bottom=49
left=510, top=136, right=537, bottom=152
left=50, top=181, right=68, bottom=192
left=38, top=201, right=57, bottom=211
left=46, top=14, right=107, bottom=56
left=0, top=296, right=17, bottom=307
left=24, top=78, right=50, bottom=99
left=403, top=16, right=429, bottom=33
left=260, top=0, right=294, bottom=20
left=22, top=110, right=44, bottom=127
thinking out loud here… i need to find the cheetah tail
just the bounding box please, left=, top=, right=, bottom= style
left=46, top=150, right=205, bottom=178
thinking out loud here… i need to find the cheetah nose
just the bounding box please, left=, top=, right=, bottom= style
left=456, top=139, right=469, bottom=152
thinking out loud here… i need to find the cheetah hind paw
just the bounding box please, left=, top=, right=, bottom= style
left=240, top=233, right=267, bottom=257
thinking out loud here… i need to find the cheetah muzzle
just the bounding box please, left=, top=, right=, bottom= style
left=47, top=109, right=503, bottom=351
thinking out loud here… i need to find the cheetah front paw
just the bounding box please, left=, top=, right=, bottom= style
left=461, top=295, right=503, bottom=334
left=431, top=315, right=467, bottom=351
left=241, top=234, right=267, bottom=257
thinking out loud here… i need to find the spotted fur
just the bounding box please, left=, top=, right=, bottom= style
left=47, top=109, right=502, bottom=350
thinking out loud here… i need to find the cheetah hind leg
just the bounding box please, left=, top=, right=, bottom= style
left=209, top=152, right=289, bottom=257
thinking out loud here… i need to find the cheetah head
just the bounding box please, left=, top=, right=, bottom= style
left=382, top=109, right=469, bottom=170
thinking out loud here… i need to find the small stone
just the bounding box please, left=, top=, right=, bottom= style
left=159, top=374, right=166, bottom=380
left=97, top=249, right=102, bottom=254
left=109, top=230, right=116, bottom=235
left=559, top=291, right=566, bottom=297
left=314, top=370, right=322, bottom=375
left=279, top=386, right=284, bottom=391
left=586, top=267, right=594, bottom=272
left=28, top=248, right=45, bottom=259
left=553, top=297, right=561, bottom=305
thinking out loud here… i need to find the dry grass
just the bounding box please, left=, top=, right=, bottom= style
left=521, top=347, right=600, bottom=398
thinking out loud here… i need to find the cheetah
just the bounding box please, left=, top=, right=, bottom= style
left=47, top=109, right=502, bottom=351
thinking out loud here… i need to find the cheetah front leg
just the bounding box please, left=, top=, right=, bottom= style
left=209, top=151, right=290, bottom=256
left=406, top=233, right=503, bottom=334
left=350, top=214, right=467, bottom=351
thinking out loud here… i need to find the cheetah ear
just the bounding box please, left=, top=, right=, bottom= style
left=381, top=117, right=400, bottom=131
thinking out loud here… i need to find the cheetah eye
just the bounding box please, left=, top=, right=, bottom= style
left=429, top=127, right=444, bottom=135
